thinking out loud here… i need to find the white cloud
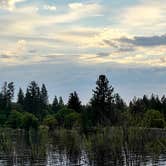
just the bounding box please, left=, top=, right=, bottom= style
left=43, top=5, right=56, bottom=11
left=0, top=0, right=25, bottom=11
left=0, top=39, right=27, bottom=56
left=119, top=0, right=166, bottom=35
left=0, top=0, right=166, bottom=67
left=0, top=2, right=102, bottom=35
left=68, top=2, right=83, bottom=10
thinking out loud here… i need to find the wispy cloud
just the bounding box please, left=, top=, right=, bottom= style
left=0, top=0, right=166, bottom=68
left=118, top=35, right=166, bottom=47
left=0, top=0, right=26, bottom=11
left=43, top=5, right=56, bottom=11
left=119, top=0, right=166, bottom=35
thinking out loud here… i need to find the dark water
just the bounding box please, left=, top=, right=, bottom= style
left=0, top=127, right=166, bottom=166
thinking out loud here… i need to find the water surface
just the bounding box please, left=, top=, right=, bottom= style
left=0, top=128, right=166, bottom=166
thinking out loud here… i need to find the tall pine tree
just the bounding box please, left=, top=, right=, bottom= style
left=68, top=91, right=81, bottom=113
left=58, top=96, right=64, bottom=109
left=91, top=75, right=114, bottom=125
left=40, top=84, right=48, bottom=110
left=52, top=95, right=59, bottom=113
left=24, top=81, right=40, bottom=118
left=0, top=82, right=14, bottom=111
left=17, top=88, right=24, bottom=105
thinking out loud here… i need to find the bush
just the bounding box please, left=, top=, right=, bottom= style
left=55, top=108, right=74, bottom=126
left=143, top=109, right=165, bottom=128
left=5, top=110, right=23, bottom=128
left=64, top=112, right=81, bottom=129
left=0, top=112, right=7, bottom=126
left=150, top=119, right=165, bottom=128
left=43, top=115, right=58, bottom=130
left=22, top=112, right=39, bottom=130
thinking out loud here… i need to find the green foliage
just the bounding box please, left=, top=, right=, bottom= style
left=0, top=112, right=8, bottom=126
left=0, top=75, right=166, bottom=130
left=52, top=96, right=59, bottom=113
left=24, top=82, right=49, bottom=122
left=43, top=115, right=57, bottom=130
left=90, top=75, right=115, bottom=126
left=55, top=108, right=74, bottom=126
left=5, top=111, right=23, bottom=129
left=22, top=112, right=39, bottom=130
left=40, top=84, right=48, bottom=110
left=150, top=119, right=165, bottom=128
left=80, top=106, right=93, bottom=131
left=67, top=91, right=81, bottom=113
left=17, top=88, right=24, bottom=105
left=143, top=109, right=165, bottom=128
left=24, top=81, right=41, bottom=117
left=64, top=112, right=81, bottom=129
left=0, top=82, right=14, bottom=115
left=58, top=96, right=64, bottom=109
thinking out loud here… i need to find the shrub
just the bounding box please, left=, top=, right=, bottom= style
left=64, top=112, right=81, bottom=129
left=5, top=110, right=23, bottom=128
left=43, top=115, right=58, bottom=130
left=143, top=109, right=165, bottom=128
left=0, top=112, right=7, bottom=126
left=150, top=119, right=165, bottom=128
left=55, top=108, right=74, bottom=126
left=22, top=112, right=39, bottom=130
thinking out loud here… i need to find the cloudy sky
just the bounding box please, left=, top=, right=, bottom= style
left=0, top=0, right=166, bottom=103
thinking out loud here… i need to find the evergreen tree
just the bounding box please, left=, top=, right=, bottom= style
left=90, top=75, right=115, bottom=125
left=142, top=95, right=149, bottom=109
left=0, top=82, right=14, bottom=111
left=68, top=91, right=81, bottom=113
left=114, top=93, right=126, bottom=111
left=129, top=97, right=146, bottom=115
left=17, top=88, right=24, bottom=105
left=161, top=95, right=166, bottom=119
left=58, top=96, right=64, bottom=109
left=52, top=95, right=59, bottom=113
left=24, top=81, right=40, bottom=118
left=40, top=84, right=48, bottom=110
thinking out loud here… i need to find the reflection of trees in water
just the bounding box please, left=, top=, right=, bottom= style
left=0, top=128, right=166, bottom=165
left=84, top=127, right=124, bottom=166
left=0, top=128, right=48, bottom=165
left=123, top=128, right=166, bottom=166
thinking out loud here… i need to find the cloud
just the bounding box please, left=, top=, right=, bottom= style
left=97, top=52, right=110, bottom=57
left=0, top=0, right=25, bottom=11
left=0, top=54, right=11, bottom=59
left=68, top=3, right=83, bottom=10
left=0, top=0, right=166, bottom=68
left=119, top=0, right=166, bottom=35
left=0, top=39, right=27, bottom=64
left=118, top=35, right=166, bottom=47
left=43, top=5, right=56, bottom=11
left=0, top=2, right=102, bottom=36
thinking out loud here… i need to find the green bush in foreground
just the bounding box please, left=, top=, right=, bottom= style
left=6, top=111, right=23, bottom=129
left=143, top=109, right=165, bottom=128
left=43, top=115, right=58, bottom=130
left=55, top=108, right=74, bottom=126
left=22, top=112, right=39, bottom=130
left=64, top=112, right=81, bottom=129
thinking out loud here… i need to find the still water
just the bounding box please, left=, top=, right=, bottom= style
left=0, top=127, right=166, bottom=166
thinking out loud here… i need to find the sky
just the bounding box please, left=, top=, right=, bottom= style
left=0, top=0, right=166, bottom=103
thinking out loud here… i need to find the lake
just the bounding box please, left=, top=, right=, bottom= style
left=0, top=127, right=166, bottom=166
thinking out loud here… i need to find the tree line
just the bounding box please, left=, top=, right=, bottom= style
left=0, top=75, right=166, bottom=131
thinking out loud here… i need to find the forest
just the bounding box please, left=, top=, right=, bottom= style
left=0, top=75, right=166, bottom=131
